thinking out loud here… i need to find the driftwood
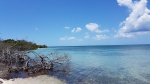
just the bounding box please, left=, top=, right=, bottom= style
left=0, top=42, right=70, bottom=77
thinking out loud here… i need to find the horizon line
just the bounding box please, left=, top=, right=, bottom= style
left=48, top=44, right=150, bottom=47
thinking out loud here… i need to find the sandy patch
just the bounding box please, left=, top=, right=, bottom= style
left=0, top=75, right=66, bottom=84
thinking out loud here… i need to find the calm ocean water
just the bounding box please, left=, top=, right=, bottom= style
left=35, top=45, right=150, bottom=84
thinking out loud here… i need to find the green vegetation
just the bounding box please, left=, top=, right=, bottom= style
left=1, top=39, right=47, bottom=51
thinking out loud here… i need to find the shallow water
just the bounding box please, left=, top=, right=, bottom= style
left=11, top=45, right=150, bottom=84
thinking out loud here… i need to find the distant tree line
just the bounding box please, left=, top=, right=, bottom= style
left=0, top=39, right=47, bottom=51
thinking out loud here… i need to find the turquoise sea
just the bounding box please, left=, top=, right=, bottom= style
left=34, top=45, right=150, bottom=84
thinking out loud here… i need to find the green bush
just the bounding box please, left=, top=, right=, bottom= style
left=2, top=39, right=47, bottom=51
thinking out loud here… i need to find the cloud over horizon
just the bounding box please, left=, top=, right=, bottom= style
left=60, top=36, right=82, bottom=42
left=71, top=27, right=82, bottom=33
left=116, top=0, right=150, bottom=38
left=64, top=26, right=70, bottom=29
left=85, top=23, right=109, bottom=33
left=85, top=23, right=99, bottom=32
left=93, top=34, right=109, bottom=40
left=60, top=36, right=76, bottom=41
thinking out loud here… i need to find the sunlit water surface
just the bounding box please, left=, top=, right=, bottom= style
left=32, top=45, right=150, bottom=84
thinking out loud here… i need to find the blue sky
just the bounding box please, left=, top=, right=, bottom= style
left=0, top=0, right=150, bottom=46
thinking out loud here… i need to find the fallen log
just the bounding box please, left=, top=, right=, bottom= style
left=0, top=43, right=70, bottom=79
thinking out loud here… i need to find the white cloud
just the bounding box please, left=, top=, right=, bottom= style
left=71, top=28, right=75, bottom=32
left=64, top=26, right=70, bottom=29
left=67, top=37, right=76, bottom=40
left=60, top=36, right=82, bottom=41
left=60, top=37, right=66, bottom=41
left=93, top=35, right=109, bottom=40
left=85, top=23, right=99, bottom=31
left=100, top=29, right=109, bottom=33
left=60, top=36, right=76, bottom=41
left=114, top=33, right=134, bottom=38
left=117, top=0, right=133, bottom=9
left=71, top=27, right=82, bottom=33
left=85, top=23, right=109, bottom=33
left=116, top=0, right=150, bottom=38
